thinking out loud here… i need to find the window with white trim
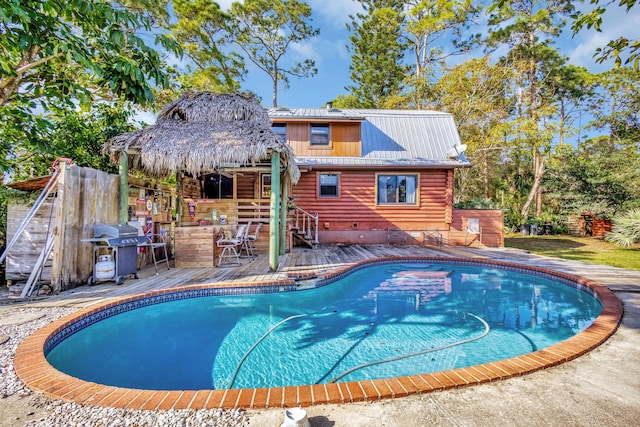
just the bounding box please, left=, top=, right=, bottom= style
left=377, top=174, right=417, bottom=204
left=318, top=173, right=339, bottom=197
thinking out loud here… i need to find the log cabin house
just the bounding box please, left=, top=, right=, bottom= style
left=270, top=107, right=504, bottom=248
left=173, top=106, right=503, bottom=256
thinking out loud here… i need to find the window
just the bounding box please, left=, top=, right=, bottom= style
left=203, top=173, right=233, bottom=199
left=310, top=123, right=330, bottom=146
left=272, top=123, right=286, bottom=142
left=377, top=174, right=417, bottom=204
left=261, top=174, right=271, bottom=198
left=319, top=173, right=339, bottom=197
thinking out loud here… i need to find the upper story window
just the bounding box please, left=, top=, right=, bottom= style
left=318, top=173, right=339, bottom=197
left=310, top=123, right=330, bottom=146
left=377, top=174, right=418, bottom=205
left=272, top=123, right=287, bottom=142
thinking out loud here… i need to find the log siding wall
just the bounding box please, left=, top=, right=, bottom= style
left=292, top=170, right=453, bottom=243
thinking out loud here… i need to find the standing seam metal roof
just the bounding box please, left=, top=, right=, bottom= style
left=267, top=108, right=470, bottom=168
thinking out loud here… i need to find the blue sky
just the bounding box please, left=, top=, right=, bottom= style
left=165, top=1, right=639, bottom=110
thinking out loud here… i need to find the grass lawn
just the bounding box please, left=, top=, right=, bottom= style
left=504, top=233, right=640, bottom=271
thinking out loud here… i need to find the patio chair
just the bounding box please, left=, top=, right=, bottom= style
left=464, top=218, right=482, bottom=247
left=127, top=221, right=170, bottom=274
left=216, top=224, right=247, bottom=267
left=241, top=221, right=263, bottom=257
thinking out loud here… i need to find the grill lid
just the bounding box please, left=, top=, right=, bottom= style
left=94, top=223, right=138, bottom=239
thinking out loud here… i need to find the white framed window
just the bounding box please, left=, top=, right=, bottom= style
left=310, top=123, right=330, bottom=146
left=318, top=173, right=339, bottom=197
left=377, top=174, right=418, bottom=205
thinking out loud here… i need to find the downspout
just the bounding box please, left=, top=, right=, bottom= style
left=269, top=152, right=281, bottom=271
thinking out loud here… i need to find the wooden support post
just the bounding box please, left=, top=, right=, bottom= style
left=118, top=151, right=129, bottom=224
left=280, top=172, right=290, bottom=255
left=269, top=153, right=281, bottom=271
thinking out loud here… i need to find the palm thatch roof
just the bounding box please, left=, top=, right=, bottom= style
left=104, top=92, right=300, bottom=183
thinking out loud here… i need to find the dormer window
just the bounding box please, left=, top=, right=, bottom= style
left=272, top=123, right=287, bottom=142
left=310, top=123, right=330, bottom=146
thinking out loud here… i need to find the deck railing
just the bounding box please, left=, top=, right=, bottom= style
left=290, top=205, right=319, bottom=245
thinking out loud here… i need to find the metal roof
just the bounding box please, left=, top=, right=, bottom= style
left=267, top=108, right=470, bottom=168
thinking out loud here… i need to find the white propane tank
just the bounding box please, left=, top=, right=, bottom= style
left=95, top=255, right=115, bottom=280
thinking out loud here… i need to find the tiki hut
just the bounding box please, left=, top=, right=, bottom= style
left=104, top=92, right=299, bottom=181
left=103, top=92, right=300, bottom=270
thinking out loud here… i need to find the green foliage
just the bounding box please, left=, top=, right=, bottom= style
left=6, top=102, right=139, bottom=181
left=571, top=0, right=639, bottom=70
left=345, top=0, right=409, bottom=108
left=171, top=0, right=245, bottom=93
left=544, top=136, right=640, bottom=215
left=605, top=208, right=640, bottom=247
left=0, top=0, right=181, bottom=109
left=228, top=0, right=319, bottom=107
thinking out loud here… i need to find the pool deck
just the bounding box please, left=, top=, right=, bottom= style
left=4, top=244, right=640, bottom=426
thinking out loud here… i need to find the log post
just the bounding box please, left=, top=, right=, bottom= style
left=269, top=152, right=281, bottom=271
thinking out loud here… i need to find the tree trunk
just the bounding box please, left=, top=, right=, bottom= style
left=520, top=150, right=545, bottom=219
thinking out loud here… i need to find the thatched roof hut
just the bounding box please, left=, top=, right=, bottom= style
left=104, top=92, right=300, bottom=183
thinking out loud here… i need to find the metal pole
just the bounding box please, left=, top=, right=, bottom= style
left=119, top=151, right=129, bottom=224
left=279, top=172, right=290, bottom=256
left=269, top=153, right=281, bottom=271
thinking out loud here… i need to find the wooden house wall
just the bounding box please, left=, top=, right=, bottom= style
left=286, top=122, right=361, bottom=157
left=449, top=209, right=504, bottom=247
left=291, top=169, right=453, bottom=243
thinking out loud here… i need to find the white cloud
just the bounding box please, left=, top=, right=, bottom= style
left=568, top=4, right=640, bottom=71
left=307, top=0, right=363, bottom=29
left=216, top=0, right=236, bottom=11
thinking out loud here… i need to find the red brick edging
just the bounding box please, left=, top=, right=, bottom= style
left=14, top=257, right=623, bottom=410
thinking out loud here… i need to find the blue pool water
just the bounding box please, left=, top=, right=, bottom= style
left=46, top=262, right=601, bottom=390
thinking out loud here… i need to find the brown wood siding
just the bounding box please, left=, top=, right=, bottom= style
left=331, top=123, right=361, bottom=156
left=285, top=122, right=361, bottom=157
left=236, top=173, right=256, bottom=199
left=449, top=209, right=504, bottom=247
left=292, top=170, right=451, bottom=231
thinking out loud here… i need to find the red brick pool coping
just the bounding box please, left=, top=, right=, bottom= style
left=14, top=257, right=623, bottom=410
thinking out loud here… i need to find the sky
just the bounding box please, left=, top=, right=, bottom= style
left=161, top=0, right=639, bottom=111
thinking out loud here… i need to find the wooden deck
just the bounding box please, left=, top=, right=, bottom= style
left=10, top=243, right=640, bottom=309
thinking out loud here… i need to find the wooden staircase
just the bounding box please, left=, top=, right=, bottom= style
left=289, top=205, right=318, bottom=248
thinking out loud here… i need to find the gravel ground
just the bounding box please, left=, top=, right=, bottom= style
left=0, top=307, right=251, bottom=427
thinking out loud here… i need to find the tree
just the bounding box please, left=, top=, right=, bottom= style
left=7, top=102, right=139, bottom=181
left=345, top=0, right=409, bottom=108
left=0, top=0, right=181, bottom=175
left=0, top=0, right=179, bottom=109
left=571, top=0, right=639, bottom=70
left=485, top=0, right=574, bottom=220
left=171, top=0, right=245, bottom=93
left=400, top=0, right=481, bottom=107
left=228, top=0, right=319, bottom=107
left=433, top=57, right=512, bottom=202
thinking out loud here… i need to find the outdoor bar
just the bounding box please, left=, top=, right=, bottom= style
left=104, top=92, right=300, bottom=271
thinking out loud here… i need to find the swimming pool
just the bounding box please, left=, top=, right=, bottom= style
left=46, top=260, right=601, bottom=390
left=15, top=257, right=622, bottom=409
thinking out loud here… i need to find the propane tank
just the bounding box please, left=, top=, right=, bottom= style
left=95, top=254, right=115, bottom=280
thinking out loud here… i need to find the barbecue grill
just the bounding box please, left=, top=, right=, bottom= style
left=83, top=223, right=147, bottom=286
